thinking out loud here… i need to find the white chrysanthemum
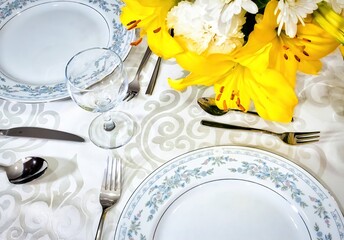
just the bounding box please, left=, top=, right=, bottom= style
left=327, top=0, right=344, bottom=13
left=275, top=0, right=321, bottom=38
left=166, top=0, right=246, bottom=55
left=221, top=0, right=258, bottom=23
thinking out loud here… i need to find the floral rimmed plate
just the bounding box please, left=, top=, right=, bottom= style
left=0, top=0, right=134, bottom=102
left=115, top=146, right=344, bottom=240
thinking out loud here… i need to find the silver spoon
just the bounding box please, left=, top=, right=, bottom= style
left=197, top=97, right=259, bottom=116
left=0, top=157, right=48, bottom=184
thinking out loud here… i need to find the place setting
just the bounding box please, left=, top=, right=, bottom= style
left=1, top=0, right=344, bottom=239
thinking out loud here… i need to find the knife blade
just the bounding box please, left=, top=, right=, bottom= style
left=0, top=127, right=85, bottom=142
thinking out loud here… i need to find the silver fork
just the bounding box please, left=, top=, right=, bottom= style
left=123, top=47, right=152, bottom=101
left=201, top=120, right=320, bottom=145
left=95, top=157, right=122, bottom=240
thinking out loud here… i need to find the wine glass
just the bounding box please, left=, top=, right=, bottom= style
left=65, top=47, right=134, bottom=149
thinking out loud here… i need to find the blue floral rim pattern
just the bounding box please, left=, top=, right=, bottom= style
left=0, top=0, right=134, bottom=102
left=114, top=146, right=344, bottom=240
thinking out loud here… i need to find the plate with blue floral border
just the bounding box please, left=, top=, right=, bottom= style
left=114, top=146, right=344, bottom=240
left=0, top=0, right=134, bottom=102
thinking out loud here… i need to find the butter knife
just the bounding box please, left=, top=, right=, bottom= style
left=0, top=127, right=85, bottom=142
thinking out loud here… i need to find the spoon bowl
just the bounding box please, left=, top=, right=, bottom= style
left=197, top=97, right=259, bottom=116
left=1, top=157, right=48, bottom=184
left=197, top=97, right=294, bottom=121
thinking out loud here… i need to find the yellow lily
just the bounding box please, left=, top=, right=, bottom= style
left=340, top=45, right=344, bottom=58
left=248, top=0, right=340, bottom=87
left=169, top=43, right=298, bottom=122
left=120, top=0, right=183, bottom=58
left=313, top=1, right=344, bottom=44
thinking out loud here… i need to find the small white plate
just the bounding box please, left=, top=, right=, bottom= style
left=0, top=0, right=134, bottom=102
left=115, top=146, right=344, bottom=240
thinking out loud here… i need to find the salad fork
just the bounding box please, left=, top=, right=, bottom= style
left=95, top=157, right=122, bottom=240
left=201, top=120, right=320, bottom=145
left=123, top=47, right=152, bottom=101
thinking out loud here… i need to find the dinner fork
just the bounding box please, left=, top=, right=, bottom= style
left=123, top=47, right=152, bottom=101
left=201, top=120, right=320, bottom=145
left=95, top=157, right=122, bottom=240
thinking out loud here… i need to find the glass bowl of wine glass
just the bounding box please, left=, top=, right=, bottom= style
left=65, top=47, right=134, bottom=149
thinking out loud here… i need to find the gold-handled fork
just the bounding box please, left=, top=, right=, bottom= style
left=201, top=120, right=320, bottom=145
left=95, top=157, right=122, bottom=240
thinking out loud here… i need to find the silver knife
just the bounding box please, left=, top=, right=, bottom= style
left=0, top=127, right=85, bottom=142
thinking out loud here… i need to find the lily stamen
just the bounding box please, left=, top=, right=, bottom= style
left=216, top=94, right=222, bottom=101
left=130, top=37, right=143, bottom=46
left=223, top=100, right=228, bottom=110
left=302, top=38, right=311, bottom=42
left=230, top=93, right=235, bottom=100
left=235, top=98, right=246, bottom=112
left=127, top=20, right=141, bottom=30
left=294, top=55, right=301, bottom=62
left=153, top=27, right=161, bottom=33
left=127, top=20, right=137, bottom=26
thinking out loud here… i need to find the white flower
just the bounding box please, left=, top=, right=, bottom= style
left=221, top=0, right=258, bottom=23
left=327, top=0, right=344, bottom=13
left=166, top=0, right=246, bottom=55
left=275, top=0, right=321, bottom=38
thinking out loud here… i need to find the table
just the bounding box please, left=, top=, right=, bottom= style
left=1, top=42, right=344, bottom=239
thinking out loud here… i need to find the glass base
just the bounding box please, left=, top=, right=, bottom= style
left=89, top=111, right=135, bottom=149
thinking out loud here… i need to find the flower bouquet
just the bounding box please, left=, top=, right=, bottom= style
left=120, top=0, right=344, bottom=122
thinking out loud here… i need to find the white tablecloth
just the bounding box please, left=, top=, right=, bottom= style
left=1, top=42, right=344, bottom=239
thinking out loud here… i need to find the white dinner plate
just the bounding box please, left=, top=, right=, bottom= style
left=0, top=0, right=134, bottom=102
left=115, top=146, right=344, bottom=240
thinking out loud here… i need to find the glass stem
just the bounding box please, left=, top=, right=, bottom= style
left=103, top=112, right=116, bottom=131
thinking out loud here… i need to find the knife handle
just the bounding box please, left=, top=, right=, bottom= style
left=136, top=47, right=152, bottom=77
left=145, top=56, right=161, bottom=95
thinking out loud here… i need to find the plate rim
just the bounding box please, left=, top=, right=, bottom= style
left=114, top=145, right=344, bottom=240
left=0, top=0, right=134, bottom=103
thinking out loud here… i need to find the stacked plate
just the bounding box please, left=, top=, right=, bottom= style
left=0, top=0, right=134, bottom=102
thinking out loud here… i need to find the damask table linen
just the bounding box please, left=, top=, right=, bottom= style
left=1, top=43, right=344, bottom=239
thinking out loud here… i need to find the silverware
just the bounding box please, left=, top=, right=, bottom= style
left=201, top=120, right=320, bottom=145
left=145, top=55, right=161, bottom=95
left=1, top=157, right=48, bottom=184
left=197, top=97, right=259, bottom=116
left=0, top=127, right=85, bottom=142
left=123, top=47, right=152, bottom=101
left=95, top=156, right=122, bottom=240
left=145, top=28, right=172, bottom=96
left=198, top=97, right=294, bottom=122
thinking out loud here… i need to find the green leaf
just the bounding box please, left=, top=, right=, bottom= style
left=255, top=0, right=269, bottom=9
